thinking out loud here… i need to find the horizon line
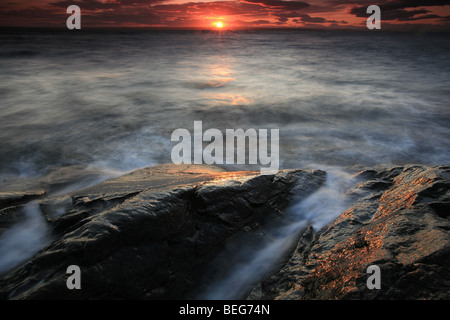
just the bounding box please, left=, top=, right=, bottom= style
left=1, top=26, right=449, bottom=33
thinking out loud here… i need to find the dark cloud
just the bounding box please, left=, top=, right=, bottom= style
left=274, top=11, right=345, bottom=24
left=377, top=0, right=450, bottom=10
left=388, top=12, right=442, bottom=21
left=350, top=0, right=450, bottom=22
left=51, top=0, right=166, bottom=9
left=242, top=19, right=271, bottom=25
left=50, top=0, right=119, bottom=10
left=299, top=14, right=327, bottom=23
left=0, top=0, right=164, bottom=27
left=0, top=6, right=65, bottom=27
left=119, top=0, right=164, bottom=5
left=87, top=10, right=163, bottom=26
left=243, top=0, right=310, bottom=10
left=152, top=1, right=267, bottom=16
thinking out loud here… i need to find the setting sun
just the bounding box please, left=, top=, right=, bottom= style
left=214, top=21, right=223, bottom=29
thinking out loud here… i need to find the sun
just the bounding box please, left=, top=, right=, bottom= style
left=214, top=21, right=224, bottom=29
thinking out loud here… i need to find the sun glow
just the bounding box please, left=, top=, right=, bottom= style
left=214, top=21, right=224, bottom=29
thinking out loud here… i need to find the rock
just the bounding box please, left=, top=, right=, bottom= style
left=1, top=164, right=448, bottom=300
left=0, top=164, right=326, bottom=299
left=0, top=190, right=46, bottom=234
left=0, top=165, right=111, bottom=195
left=249, top=165, right=450, bottom=300
left=0, top=191, right=46, bottom=210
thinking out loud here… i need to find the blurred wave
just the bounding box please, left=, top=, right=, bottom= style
left=0, top=202, right=52, bottom=274
left=0, top=29, right=449, bottom=186
left=200, top=167, right=357, bottom=299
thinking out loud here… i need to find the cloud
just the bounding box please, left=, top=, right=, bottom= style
left=350, top=0, right=450, bottom=21
left=0, top=0, right=448, bottom=29
left=233, top=19, right=272, bottom=26
left=274, top=12, right=346, bottom=24
left=243, top=0, right=310, bottom=10
left=50, top=0, right=119, bottom=10
left=377, top=0, right=449, bottom=10
left=298, top=14, right=327, bottom=23
left=152, top=1, right=264, bottom=16
left=50, top=0, right=166, bottom=10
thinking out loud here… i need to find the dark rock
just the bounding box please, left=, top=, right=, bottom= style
left=249, top=165, right=450, bottom=300
left=0, top=190, right=46, bottom=234
left=0, top=190, right=46, bottom=210
left=0, top=206, right=26, bottom=235
left=1, top=164, right=448, bottom=300
left=0, top=164, right=326, bottom=299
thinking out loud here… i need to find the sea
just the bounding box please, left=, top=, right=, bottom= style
left=0, top=28, right=449, bottom=295
left=1, top=29, right=449, bottom=183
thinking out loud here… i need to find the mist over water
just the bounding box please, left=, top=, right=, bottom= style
left=0, top=202, right=53, bottom=274
left=0, top=29, right=449, bottom=288
left=1, top=29, right=449, bottom=186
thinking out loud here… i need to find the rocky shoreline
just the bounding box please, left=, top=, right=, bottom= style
left=0, top=164, right=449, bottom=299
left=249, top=165, right=450, bottom=299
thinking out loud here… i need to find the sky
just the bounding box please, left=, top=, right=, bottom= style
left=0, top=0, right=449, bottom=30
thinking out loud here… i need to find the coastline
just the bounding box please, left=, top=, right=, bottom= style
left=0, top=163, right=448, bottom=299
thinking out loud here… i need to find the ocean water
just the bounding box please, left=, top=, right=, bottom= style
left=0, top=29, right=449, bottom=287
left=1, top=29, right=449, bottom=188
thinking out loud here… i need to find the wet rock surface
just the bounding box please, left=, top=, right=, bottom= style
left=248, top=165, right=450, bottom=300
left=0, top=164, right=325, bottom=299
left=0, top=190, right=46, bottom=235
left=0, top=164, right=448, bottom=300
